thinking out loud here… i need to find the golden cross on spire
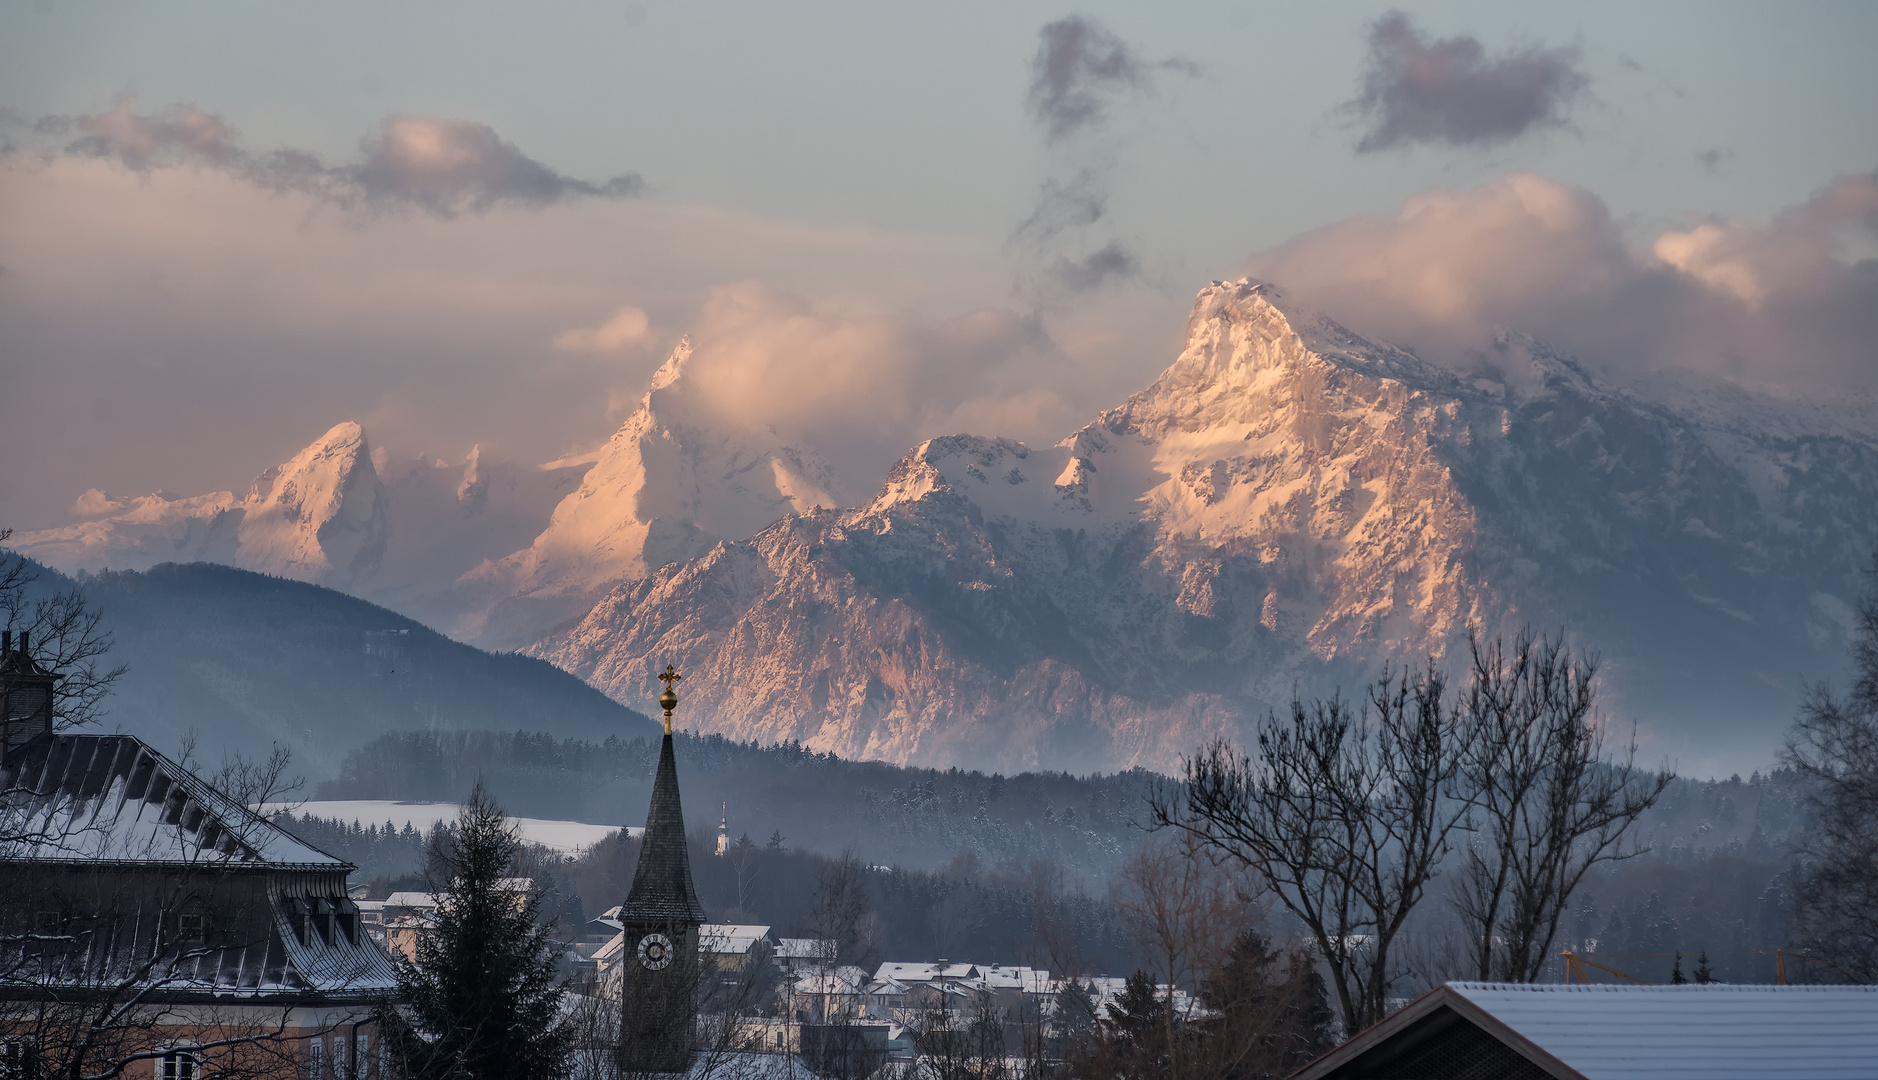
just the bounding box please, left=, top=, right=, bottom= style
left=657, top=664, right=682, bottom=735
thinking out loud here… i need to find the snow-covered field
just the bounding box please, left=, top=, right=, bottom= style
left=267, top=799, right=642, bottom=854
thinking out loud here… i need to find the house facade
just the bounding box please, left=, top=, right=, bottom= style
left=1, top=730, right=400, bottom=1079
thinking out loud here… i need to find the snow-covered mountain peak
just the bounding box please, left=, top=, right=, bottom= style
left=14, top=421, right=389, bottom=586
left=535, top=278, right=1878, bottom=775
left=647, top=336, right=691, bottom=395
left=235, top=421, right=389, bottom=581
left=454, top=339, right=857, bottom=646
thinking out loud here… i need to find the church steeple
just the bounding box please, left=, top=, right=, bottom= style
left=620, top=665, right=706, bottom=925
left=616, top=664, right=706, bottom=1073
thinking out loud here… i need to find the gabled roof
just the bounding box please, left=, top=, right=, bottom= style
left=1, top=734, right=345, bottom=868
left=875, top=961, right=980, bottom=983
left=1291, top=982, right=1878, bottom=1080
left=700, top=923, right=771, bottom=954
left=618, top=731, right=705, bottom=925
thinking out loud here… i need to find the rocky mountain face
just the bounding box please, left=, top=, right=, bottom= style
left=17, top=422, right=392, bottom=587
left=532, top=281, right=1878, bottom=775
left=452, top=339, right=854, bottom=647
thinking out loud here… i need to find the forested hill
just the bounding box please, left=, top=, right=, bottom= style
left=23, top=558, right=659, bottom=773
left=318, top=728, right=1161, bottom=881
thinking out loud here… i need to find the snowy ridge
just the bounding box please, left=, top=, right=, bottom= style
left=16, top=422, right=390, bottom=586
left=12, top=425, right=591, bottom=631
left=534, top=280, right=1878, bottom=774
left=454, top=338, right=856, bottom=646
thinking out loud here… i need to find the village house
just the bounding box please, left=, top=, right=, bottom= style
left=0, top=635, right=400, bottom=1080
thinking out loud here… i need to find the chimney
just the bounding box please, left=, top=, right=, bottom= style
left=1, top=628, right=57, bottom=766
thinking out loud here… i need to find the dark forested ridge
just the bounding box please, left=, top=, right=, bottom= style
left=28, top=559, right=659, bottom=772
left=318, top=728, right=1159, bottom=881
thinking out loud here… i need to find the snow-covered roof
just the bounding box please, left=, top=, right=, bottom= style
left=383, top=891, right=437, bottom=910
left=1296, top=982, right=1878, bottom=1080
left=592, top=931, right=626, bottom=964
left=2, top=734, right=345, bottom=867
left=1450, top=982, right=1878, bottom=1080
left=793, top=970, right=867, bottom=996
left=875, top=960, right=980, bottom=983
left=979, top=964, right=1052, bottom=992
left=700, top=923, right=771, bottom=953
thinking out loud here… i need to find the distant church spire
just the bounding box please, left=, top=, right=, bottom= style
left=716, top=802, right=728, bottom=857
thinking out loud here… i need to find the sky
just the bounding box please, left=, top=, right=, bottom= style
left=3, top=1, right=1876, bottom=526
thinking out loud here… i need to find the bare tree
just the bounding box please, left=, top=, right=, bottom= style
left=1451, top=631, right=1669, bottom=982
left=1114, top=832, right=1245, bottom=1080
left=0, top=551, right=126, bottom=733
left=917, top=989, right=1009, bottom=1080
left=796, top=852, right=881, bottom=1080
left=1152, top=664, right=1472, bottom=1033
left=564, top=942, right=780, bottom=1080
left=1784, top=551, right=1878, bottom=981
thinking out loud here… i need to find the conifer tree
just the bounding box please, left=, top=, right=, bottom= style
left=385, top=784, right=571, bottom=1079
left=1693, top=952, right=1717, bottom=984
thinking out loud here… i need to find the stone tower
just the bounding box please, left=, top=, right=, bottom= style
left=617, top=665, right=707, bottom=1074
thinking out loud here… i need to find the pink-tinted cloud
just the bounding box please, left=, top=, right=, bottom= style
left=555, top=306, right=653, bottom=353
left=672, top=282, right=1069, bottom=469
left=52, top=97, right=242, bottom=168
left=1247, top=171, right=1878, bottom=391
left=36, top=99, right=640, bottom=217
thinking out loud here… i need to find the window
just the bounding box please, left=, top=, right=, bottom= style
left=33, top=911, right=59, bottom=936
left=352, top=1030, right=367, bottom=1080
left=331, top=1035, right=346, bottom=1080
left=2, top=1040, right=40, bottom=1080
left=309, top=1039, right=322, bottom=1080
left=160, top=1047, right=200, bottom=1080
left=178, top=913, right=206, bottom=945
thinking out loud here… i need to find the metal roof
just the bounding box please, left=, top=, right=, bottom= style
left=1449, top=982, right=1878, bottom=1080
left=1, top=734, right=345, bottom=868
left=1294, top=982, right=1878, bottom=1080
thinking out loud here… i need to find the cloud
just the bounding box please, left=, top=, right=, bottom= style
left=1014, top=16, right=1192, bottom=304
left=1247, top=170, right=1878, bottom=391
left=333, top=117, right=642, bottom=215
left=1696, top=147, right=1735, bottom=174
left=54, top=98, right=243, bottom=168
left=1013, top=169, right=1109, bottom=245
left=36, top=99, right=640, bottom=217
left=1344, top=11, right=1587, bottom=152
left=1047, top=242, right=1140, bottom=292
left=671, top=282, right=1069, bottom=473
left=1026, top=14, right=1199, bottom=142
left=554, top=305, right=653, bottom=353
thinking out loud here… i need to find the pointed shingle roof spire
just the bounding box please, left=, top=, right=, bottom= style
left=619, top=665, right=705, bottom=925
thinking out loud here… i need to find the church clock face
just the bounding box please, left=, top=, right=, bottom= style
left=636, top=932, right=674, bottom=971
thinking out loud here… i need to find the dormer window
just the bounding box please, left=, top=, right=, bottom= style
left=179, top=913, right=206, bottom=946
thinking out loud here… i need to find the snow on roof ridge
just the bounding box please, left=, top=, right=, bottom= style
left=1450, top=980, right=1878, bottom=993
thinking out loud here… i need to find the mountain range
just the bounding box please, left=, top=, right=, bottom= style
left=15, top=280, right=1878, bottom=775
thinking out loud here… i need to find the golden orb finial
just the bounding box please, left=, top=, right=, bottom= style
left=657, top=664, right=682, bottom=735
